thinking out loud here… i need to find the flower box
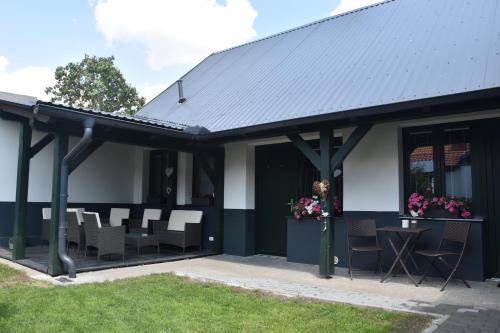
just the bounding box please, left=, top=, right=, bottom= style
left=286, top=216, right=320, bottom=265
left=424, top=207, right=460, bottom=219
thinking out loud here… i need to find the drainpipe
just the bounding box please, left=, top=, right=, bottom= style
left=58, top=118, right=95, bottom=278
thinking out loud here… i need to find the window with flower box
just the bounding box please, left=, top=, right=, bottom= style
left=403, top=124, right=473, bottom=216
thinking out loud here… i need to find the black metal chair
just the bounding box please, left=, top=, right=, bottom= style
left=415, top=221, right=471, bottom=291
left=347, top=219, right=383, bottom=280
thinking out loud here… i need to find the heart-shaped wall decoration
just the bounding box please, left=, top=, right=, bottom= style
left=165, top=167, right=174, bottom=177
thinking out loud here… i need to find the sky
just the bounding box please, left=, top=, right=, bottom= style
left=0, top=0, right=382, bottom=102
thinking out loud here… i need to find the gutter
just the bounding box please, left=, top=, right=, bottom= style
left=34, top=103, right=196, bottom=141
left=58, top=118, right=95, bottom=278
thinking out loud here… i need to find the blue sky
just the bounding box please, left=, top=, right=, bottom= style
left=0, top=0, right=379, bottom=101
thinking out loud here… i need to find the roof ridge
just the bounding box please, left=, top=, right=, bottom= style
left=212, top=0, right=394, bottom=56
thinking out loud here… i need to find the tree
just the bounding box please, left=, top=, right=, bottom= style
left=45, top=55, right=145, bottom=115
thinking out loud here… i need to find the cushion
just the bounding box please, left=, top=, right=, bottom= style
left=83, top=212, right=102, bottom=228
left=109, top=208, right=130, bottom=227
left=167, top=210, right=203, bottom=232
left=42, top=208, right=51, bottom=220
left=142, top=209, right=162, bottom=229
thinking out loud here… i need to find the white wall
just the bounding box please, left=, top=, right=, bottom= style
left=343, top=124, right=400, bottom=212
left=0, top=120, right=145, bottom=204
left=0, top=120, right=20, bottom=201
left=224, top=142, right=255, bottom=209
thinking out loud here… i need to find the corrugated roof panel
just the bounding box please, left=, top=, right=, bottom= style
left=138, top=0, right=500, bottom=132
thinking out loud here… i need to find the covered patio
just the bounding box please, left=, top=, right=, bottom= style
left=0, top=94, right=224, bottom=277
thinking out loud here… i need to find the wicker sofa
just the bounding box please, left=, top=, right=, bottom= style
left=153, top=210, right=203, bottom=253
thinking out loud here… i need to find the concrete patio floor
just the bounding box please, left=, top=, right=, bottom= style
left=3, top=254, right=500, bottom=332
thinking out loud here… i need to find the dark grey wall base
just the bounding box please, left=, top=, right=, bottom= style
left=223, top=209, right=255, bottom=256
left=0, top=201, right=210, bottom=249
left=285, top=211, right=485, bottom=281
left=339, top=212, right=484, bottom=281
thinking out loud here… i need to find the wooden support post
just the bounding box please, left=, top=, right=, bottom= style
left=48, top=134, right=68, bottom=276
left=67, top=140, right=104, bottom=175
left=287, top=133, right=321, bottom=170
left=12, top=121, right=32, bottom=260
left=331, top=124, right=372, bottom=170
left=319, top=128, right=335, bottom=277
left=29, top=134, right=54, bottom=158
left=213, top=148, right=225, bottom=253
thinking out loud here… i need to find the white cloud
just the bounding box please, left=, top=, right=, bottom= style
left=0, top=56, right=54, bottom=100
left=94, top=0, right=258, bottom=69
left=331, top=0, right=384, bottom=15
left=140, top=83, right=168, bottom=102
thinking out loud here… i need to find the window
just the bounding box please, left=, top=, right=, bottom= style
left=443, top=128, right=472, bottom=201
left=408, top=131, right=435, bottom=194
left=404, top=125, right=472, bottom=207
left=192, top=155, right=215, bottom=206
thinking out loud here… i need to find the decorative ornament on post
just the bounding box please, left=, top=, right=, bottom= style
left=313, top=179, right=331, bottom=232
left=313, top=179, right=330, bottom=200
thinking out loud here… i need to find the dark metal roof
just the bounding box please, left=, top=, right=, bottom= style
left=0, top=91, right=37, bottom=108
left=36, top=101, right=187, bottom=131
left=138, top=0, right=500, bottom=132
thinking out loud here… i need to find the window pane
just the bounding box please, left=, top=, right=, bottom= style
left=408, top=131, right=434, bottom=194
left=444, top=128, right=472, bottom=200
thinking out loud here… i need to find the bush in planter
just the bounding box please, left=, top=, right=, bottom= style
left=408, top=190, right=472, bottom=218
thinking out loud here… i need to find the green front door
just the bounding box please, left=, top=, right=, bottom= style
left=486, top=121, right=500, bottom=277
left=255, top=144, right=298, bottom=256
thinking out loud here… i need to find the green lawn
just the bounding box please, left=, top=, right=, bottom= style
left=0, top=263, right=429, bottom=333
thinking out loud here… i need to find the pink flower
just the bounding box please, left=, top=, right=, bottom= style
left=448, top=207, right=456, bottom=213
left=461, top=210, right=472, bottom=218
left=316, top=216, right=321, bottom=222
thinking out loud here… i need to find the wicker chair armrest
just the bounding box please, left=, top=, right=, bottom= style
left=125, top=218, right=143, bottom=230
left=99, top=225, right=125, bottom=241
left=152, top=220, right=169, bottom=234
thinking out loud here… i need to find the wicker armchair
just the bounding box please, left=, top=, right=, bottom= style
left=153, top=210, right=203, bottom=253
left=126, top=209, right=162, bottom=233
left=66, top=211, right=85, bottom=255
left=83, top=212, right=125, bottom=262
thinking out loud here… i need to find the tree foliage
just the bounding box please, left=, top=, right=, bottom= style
left=45, top=55, right=145, bottom=115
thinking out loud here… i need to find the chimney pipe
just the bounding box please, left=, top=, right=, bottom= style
left=177, top=80, right=186, bottom=104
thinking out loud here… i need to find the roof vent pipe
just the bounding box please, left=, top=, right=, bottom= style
left=177, top=80, right=187, bottom=104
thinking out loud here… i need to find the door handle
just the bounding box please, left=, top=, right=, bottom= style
left=284, top=199, right=294, bottom=213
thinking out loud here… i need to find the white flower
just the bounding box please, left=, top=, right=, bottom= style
left=320, top=182, right=327, bottom=193
left=321, top=210, right=329, bottom=217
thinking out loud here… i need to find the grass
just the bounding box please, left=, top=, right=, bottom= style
left=0, top=263, right=430, bottom=333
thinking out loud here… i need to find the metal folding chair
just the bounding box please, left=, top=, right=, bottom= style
left=347, top=219, right=383, bottom=280
left=415, top=221, right=471, bottom=291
